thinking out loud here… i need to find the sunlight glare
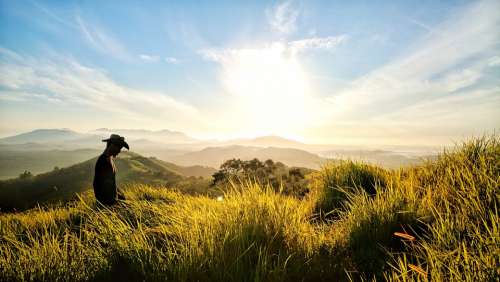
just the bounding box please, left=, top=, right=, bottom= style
left=220, top=43, right=314, bottom=136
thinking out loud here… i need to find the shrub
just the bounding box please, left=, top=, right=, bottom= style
left=308, top=161, right=388, bottom=220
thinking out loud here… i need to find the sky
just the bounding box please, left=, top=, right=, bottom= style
left=0, top=0, right=499, bottom=146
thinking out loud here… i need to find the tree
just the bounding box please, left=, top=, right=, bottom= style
left=211, top=158, right=313, bottom=197
left=19, top=170, right=33, bottom=179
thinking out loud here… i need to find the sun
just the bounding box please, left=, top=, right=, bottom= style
left=219, top=42, right=315, bottom=137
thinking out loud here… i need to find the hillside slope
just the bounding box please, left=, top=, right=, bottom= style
left=0, top=151, right=213, bottom=211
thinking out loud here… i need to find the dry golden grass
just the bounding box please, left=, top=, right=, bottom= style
left=1, top=135, right=498, bottom=281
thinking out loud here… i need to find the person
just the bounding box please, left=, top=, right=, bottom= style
left=93, top=134, right=129, bottom=205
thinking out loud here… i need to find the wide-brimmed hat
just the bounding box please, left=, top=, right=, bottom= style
left=102, top=134, right=129, bottom=150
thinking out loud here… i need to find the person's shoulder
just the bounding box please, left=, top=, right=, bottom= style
left=96, top=154, right=108, bottom=164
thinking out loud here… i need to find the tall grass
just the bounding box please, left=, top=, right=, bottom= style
left=0, top=136, right=498, bottom=281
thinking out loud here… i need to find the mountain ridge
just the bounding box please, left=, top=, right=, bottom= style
left=171, top=145, right=326, bottom=169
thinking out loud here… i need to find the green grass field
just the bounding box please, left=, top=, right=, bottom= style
left=0, top=136, right=498, bottom=281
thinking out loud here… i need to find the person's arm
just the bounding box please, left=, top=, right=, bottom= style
left=95, top=158, right=117, bottom=202
left=110, top=158, right=125, bottom=200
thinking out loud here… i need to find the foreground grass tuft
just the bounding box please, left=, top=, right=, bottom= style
left=1, top=135, right=498, bottom=281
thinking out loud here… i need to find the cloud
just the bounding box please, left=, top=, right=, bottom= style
left=438, top=68, right=482, bottom=93
left=330, top=0, right=499, bottom=113
left=139, top=55, right=180, bottom=64
left=488, top=56, right=500, bottom=67
left=75, top=15, right=131, bottom=61
left=198, top=49, right=221, bottom=62
left=266, top=1, right=299, bottom=34
left=139, top=54, right=160, bottom=62
left=289, top=35, right=348, bottom=53
left=319, top=0, right=500, bottom=142
left=139, top=54, right=180, bottom=65
left=139, top=54, right=179, bottom=64
left=406, top=16, right=435, bottom=33
left=370, top=87, right=500, bottom=142
left=0, top=47, right=201, bottom=129
left=164, top=57, right=179, bottom=64
left=31, top=1, right=79, bottom=30
left=198, top=35, right=347, bottom=62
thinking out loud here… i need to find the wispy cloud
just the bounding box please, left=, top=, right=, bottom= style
left=31, top=0, right=79, bottom=30
left=319, top=0, right=500, bottom=143
left=75, top=15, right=131, bottom=61
left=139, top=54, right=160, bottom=62
left=199, top=35, right=347, bottom=62
left=405, top=16, right=435, bottom=33
left=266, top=1, right=299, bottom=35
left=488, top=56, right=500, bottom=67
left=289, top=35, right=348, bottom=53
left=0, top=47, right=201, bottom=129
left=139, top=54, right=179, bottom=64
left=330, top=0, right=499, bottom=112
left=164, top=57, right=179, bottom=64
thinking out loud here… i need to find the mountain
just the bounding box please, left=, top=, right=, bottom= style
left=0, top=151, right=215, bottom=211
left=171, top=145, right=326, bottom=169
left=0, top=129, right=89, bottom=144
left=226, top=135, right=307, bottom=148
left=0, top=129, right=436, bottom=170
left=91, top=128, right=198, bottom=144
left=318, top=149, right=437, bottom=168
left=0, top=129, right=105, bottom=151
left=0, top=128, right=200, bottom=150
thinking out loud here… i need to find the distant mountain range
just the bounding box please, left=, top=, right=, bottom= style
left=0, top=128, right=438, bottom=175
left=0, top=128, right=198, bottom=147
left=90, top=128, right=198, bottom=144
left=221, top=135, right=306, bottom=148
left=0, top=129, right=91, bottom=144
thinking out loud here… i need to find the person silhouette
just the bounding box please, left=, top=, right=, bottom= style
left=93, top=134, right=129, bottom=205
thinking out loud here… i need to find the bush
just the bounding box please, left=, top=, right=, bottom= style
left=335, top=135, right=499, bottom=280
left=308, top=161, right=388, bottom=220
left=382, top=136, right=500, bottom=281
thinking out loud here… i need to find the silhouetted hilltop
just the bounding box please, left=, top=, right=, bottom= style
left=0, top=151, right=215, bottom=211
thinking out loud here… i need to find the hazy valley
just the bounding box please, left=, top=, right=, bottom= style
left=0, top=128, right=438, bottom=180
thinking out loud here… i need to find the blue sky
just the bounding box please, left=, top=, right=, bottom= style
left=0, top=0, right=499, bottom=145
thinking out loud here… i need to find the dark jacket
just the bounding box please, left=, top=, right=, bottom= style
left=93, top=154, right=122, bottom=205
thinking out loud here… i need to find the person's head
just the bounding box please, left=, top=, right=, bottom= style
left=102, top=134, right=129, bottom=157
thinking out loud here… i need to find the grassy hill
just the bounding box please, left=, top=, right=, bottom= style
left=0, top=151, right=214, bottom=211
left=149, top=158, right=216, bottom=178
left=0, top=136, right=498, bottom=281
